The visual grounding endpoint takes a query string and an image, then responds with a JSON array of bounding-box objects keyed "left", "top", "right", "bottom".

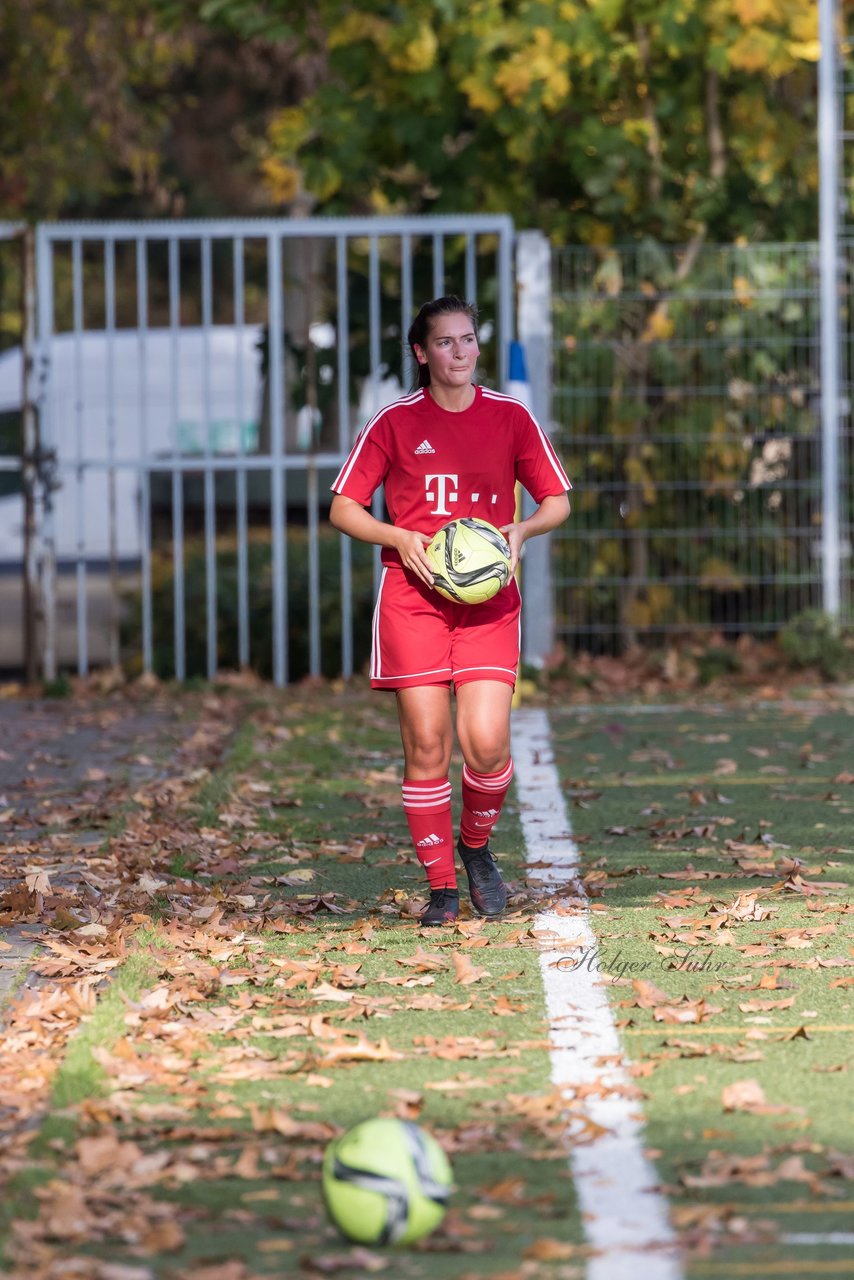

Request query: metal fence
[
  {"left": 550, "top": 240, "right": 853, "bottom": 652},
  {"left": 2, "top": 224, "right": 851, "bottom": 680},
  {"left": 0, "top": 216, "right": 515, "bottom": 683}
]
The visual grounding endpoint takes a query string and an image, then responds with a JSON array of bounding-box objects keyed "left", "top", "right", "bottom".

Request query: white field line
[
  {"left": 511, "top": 707, "right": 683, "bottom": 1280},
  {"left": 782, "top": 1233, "right": 854, "bottom": 1246},
  {"left": 550, "top": 699, "right": 854, "bottom": 717}
]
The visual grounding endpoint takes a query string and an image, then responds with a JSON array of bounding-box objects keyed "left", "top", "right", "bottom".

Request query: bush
[
  {"left": 696, "top": 645, "right": 742, "bottom": 686},
  {"left": 124, "top": 526, "right": 375, "bottom": 682},
  {"left": 778, "top": 609, "right": 854, "bottom": 681}
]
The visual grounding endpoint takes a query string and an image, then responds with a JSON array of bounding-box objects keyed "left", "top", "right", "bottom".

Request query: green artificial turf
[
  {"left": 548, "top": 698, "right": 854, "bottom": 1278},
  {"left": 1, "top": 684, "right": 588, "bottom": 1280},
  {"left": 3, "top": 684, "right": 851, "bottom": 1280}
]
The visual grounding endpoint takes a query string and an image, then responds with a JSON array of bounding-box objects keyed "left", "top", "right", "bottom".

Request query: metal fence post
[
  {"left": 516, "top": 229, "right": 557, "bottom": 669},
  {"left": 819, "top": 0, "right": 843, "bottom": 619},
  {"left": 20, "top": 227, "right": 40, "bottom": 684},
  {"left": 35, "top": 225, "right": 57, "bottom": 682}
]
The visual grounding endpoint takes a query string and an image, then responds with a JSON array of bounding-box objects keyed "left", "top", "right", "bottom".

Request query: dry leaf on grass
[
  {"left": 628, "top": 978, "right": 721, "bottom": 1024},
  {"left": 480, "top": 1175, "right": 528, "bottom": 1203},
  {"left": 413, "top": 1034, "right": 500, "bottom": 1061},
  {"left": 177, "top": 1264, "right": 253, "bottom": 1280},
  {"left": 492, "top": 994, "right": 527, "bottom": 1016},
  {"left": 395, "top": 946, "right": 446, "bottom": 972},
  {"left": 424, "top": 1075, "right": 485, "bottom": 1092},
  {"left": 523, "top": 1237, "right": 581, "bottom": 1261},
  {"left": 452, "top": 953, "right": 491, "bottom": 985},
  {"left": 319, "top": 1033, "right": 405, "bottom": 1065},
  {"left": 708, "top": 891, "right": 774, "bottom": 922},
  {"left": 737, "top": 996, "right": 796, "bottom": 1013},
  {"left": 721, "top": 1079, "right": 792, "bottom": 1115}
]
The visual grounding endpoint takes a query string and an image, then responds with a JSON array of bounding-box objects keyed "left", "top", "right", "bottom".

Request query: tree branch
[
  {"left": 705, "top": 68, "right": 727, "bottom": 181},
  {"left": 635, "top": 23, "right": 663, "bottom": 205}
]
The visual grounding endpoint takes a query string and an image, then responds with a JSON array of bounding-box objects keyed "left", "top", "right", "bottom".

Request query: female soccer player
[{"left": 330, "top": 296, "right": 571, "bottom": 925}]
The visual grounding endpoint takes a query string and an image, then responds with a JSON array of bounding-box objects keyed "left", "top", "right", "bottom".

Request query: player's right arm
[{"left": 329, "top": 494, "right": 435, "bottom": 588}]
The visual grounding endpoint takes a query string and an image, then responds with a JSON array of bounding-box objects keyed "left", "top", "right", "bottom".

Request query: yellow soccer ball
[
  {"left": 322, "top": 1118, "right": 453, "bottom": 1246},
  {"left": 425, "top": 517, "right": 512, "bottom": 604}
]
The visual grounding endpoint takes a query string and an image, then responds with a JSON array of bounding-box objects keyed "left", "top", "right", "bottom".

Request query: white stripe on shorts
[{"left": 370, "top": 568, "right": 387, "bottom": 680}]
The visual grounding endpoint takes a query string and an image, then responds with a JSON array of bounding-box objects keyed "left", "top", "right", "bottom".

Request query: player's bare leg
[
  {"left": 396, "top": 685, "right": 454, "bottom": 778},
  {"left": 455, "top": 680, "right": 513, "bottom": 773}
]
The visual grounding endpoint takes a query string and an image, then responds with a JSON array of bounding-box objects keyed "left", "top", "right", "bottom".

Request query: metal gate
[{"left": 2, "top": 216, "right": 516, "bottom": 684}]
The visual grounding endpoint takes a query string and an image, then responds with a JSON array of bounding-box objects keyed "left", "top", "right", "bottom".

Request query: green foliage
[
  {"left": 778, "top": 609, "right": 854, "bottom": 681},
  {"left": 123, "top": 526, "right": 375, "bottom": 681},
  {"left": 695, "top": 645, "right": 742, "bottom": 685},
  {"left": 0, "top": 0, "right": 197, "bottom": 219},
  {"left": 234, "top": 0, "right": 820, "bottom": 244},
  {"left": 42, "top": 673, "right": 73, "bottom": 698},
  {"left": 0, "top": 0, "right": 822, "bottom": 241}
]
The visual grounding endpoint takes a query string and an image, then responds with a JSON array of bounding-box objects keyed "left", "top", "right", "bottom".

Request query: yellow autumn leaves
[
  {"left": 327, "top": 11, "right": 438, "bottom": 74},
  {"left": 711, "top": 0, "right": 819, "bottom": 71},
  {"left": 258, "top": 0, "right": 821, "bottom": 224},
  {"left": 325, "top": 11, "right": 572, "bottom": 114},
  {"left": 463, "top": 26, "right": 572, "bottom": 113}
]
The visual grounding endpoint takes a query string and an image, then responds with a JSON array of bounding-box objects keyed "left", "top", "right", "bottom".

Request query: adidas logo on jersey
[
  {"left": 414, "top": 439, "right": 436, "bottom": 455},
  {"left": 416, "top": 833, "right": 444, "bottom": 847}
]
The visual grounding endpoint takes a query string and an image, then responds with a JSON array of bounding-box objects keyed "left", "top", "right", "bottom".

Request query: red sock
[
  {"left": 401, "top": 777, "right": 456, "bottom": 889},
  {"left": 459, "top": 759, "right": 514, "bottom": 849}
]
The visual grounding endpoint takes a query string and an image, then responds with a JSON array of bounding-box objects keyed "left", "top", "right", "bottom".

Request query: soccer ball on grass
[{"left": 322, "top": 1117, "right": 453, "bottom": 1245}]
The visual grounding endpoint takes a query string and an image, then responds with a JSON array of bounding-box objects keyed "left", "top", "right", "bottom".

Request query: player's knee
[
  {"left": 465, "top": 743, "right": 509, "bottom": 775},
  {"left": 404, "top": 733, "right": 450, "bottom": 776}
]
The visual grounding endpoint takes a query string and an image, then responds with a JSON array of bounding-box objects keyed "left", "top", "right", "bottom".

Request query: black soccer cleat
[
  {"left": 420, "top": 887, "right": 460, "bottom": 926},
  {"left": 458, "top": 839, "right": 507, "bottom": 917}
]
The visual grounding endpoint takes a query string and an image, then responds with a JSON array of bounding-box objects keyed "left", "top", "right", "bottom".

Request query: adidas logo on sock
[
  {"left": 414, "top": 439, "right": 436, "bottom": 454},
  {"left": 473, "top": 808, "right": 500, "bottom": 819},
  {"left": 416, "top": 833, "right": 444, "bottom": 847}
]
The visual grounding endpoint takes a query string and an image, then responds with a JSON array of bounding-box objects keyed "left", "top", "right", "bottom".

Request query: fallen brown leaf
[
  {"left": 721, "top": 1078, "right": 791, "bottom": 1115},
  {"left": 452, "top": 953, "right": 491, "bottom": 985}
]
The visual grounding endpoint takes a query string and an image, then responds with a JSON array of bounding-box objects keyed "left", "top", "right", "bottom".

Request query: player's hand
[
  {"left": 499, "top": 522, "right": 525, "bottom": 577},
  {"left": 394, "top": 528, "right": 435, "bottom": 588}
]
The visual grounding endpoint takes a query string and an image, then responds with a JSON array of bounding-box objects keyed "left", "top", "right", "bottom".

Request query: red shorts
[{"left": 370, "top": 567, "right": 521, "bottom": 691}]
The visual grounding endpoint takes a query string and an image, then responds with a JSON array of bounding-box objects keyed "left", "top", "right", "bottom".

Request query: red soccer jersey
[{"left": 331, "top": 385, "right": 571, "bottom": 566}]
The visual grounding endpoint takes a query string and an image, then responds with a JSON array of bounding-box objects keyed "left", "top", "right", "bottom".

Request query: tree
[
  {"left": 208, "top": 0, "right": 820, "bottom": 245},
  {"left": 0, "top": 1, "right": 323, "bottom": 222},
  {"left": 200, "top": 0, "right": 822, "bottom": 653},
  {"left": 1, "top": 0, "right": 821, "bottom": 238},
  {"left": 0, "top": 1, "right": 196, "bottom": 219}
]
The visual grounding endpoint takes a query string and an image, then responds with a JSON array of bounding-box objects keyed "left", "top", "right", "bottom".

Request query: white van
[{"left": 0, "top": 325, "right": 264, "bottom": 566}]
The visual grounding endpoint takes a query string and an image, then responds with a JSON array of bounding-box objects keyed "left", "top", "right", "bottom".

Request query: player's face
[{"left": 414, "top": 313, "right": 479, "bottom": 388}]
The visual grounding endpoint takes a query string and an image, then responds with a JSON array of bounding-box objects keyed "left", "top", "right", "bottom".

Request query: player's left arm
[{"left": 500, "top": 491, "right": 570, "bottom": 575}]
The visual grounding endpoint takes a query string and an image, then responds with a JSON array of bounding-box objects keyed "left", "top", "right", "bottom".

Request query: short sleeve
[
  {"left": 331, "top": 416, "right": 391, "bottom": 505},
  {"left": 514, "top": 407, "right": 572, "bottom": 501}
]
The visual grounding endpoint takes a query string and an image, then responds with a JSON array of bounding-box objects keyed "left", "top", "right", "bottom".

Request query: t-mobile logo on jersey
[{"left": 425, "top": 473, "right": 459, "bottom": 516}]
